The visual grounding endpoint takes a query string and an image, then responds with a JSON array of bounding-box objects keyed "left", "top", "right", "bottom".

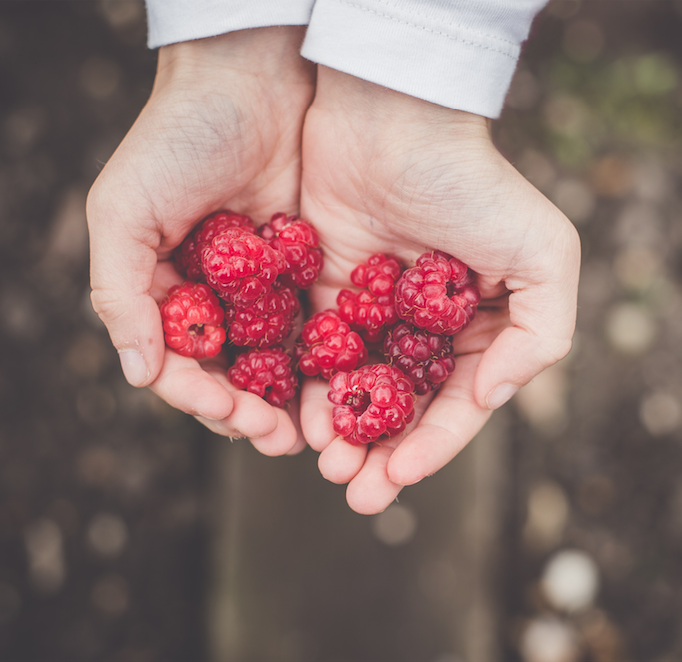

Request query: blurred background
[{"left": 1, "top": 1, "right": 682, "bottom": 660}]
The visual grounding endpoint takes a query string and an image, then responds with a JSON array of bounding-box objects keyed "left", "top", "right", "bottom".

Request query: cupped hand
[
  {"left": 86, "top": 27, "right": 315, "bottom": 452},
  {"left": 299, "top": 67, "right": 581, "bottom": 513}
]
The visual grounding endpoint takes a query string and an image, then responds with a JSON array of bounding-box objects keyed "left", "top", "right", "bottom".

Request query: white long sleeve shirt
[{"left": 145, "top": 0, "right": 548, "bottom": 118}]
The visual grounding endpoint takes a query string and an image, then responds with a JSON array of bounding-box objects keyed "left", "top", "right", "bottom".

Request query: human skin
[
  {"left": 299, "top": 67, "right": 581, "bottom": 514},
  {"left": 86, "top": 27, "right": 315, "bottom": 455}
]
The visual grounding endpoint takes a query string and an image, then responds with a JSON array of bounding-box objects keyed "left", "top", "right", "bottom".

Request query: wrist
[
  {"left": 313, "top": 66, "right": 490, "bottom": 144},
  {"left": 155, "top": 27, "right": 314, "bottom": 94}
]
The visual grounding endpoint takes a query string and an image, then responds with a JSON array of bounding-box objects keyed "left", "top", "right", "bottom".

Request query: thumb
[
  {"left": 87, "top": 192, "right": 165, "bottom": 388},
  {"left": 474, "top": 267, "right": 579, "bottom": 411}
]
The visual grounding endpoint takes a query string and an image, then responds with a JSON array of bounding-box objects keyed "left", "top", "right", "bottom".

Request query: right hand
[{"left": 86, "top": 27, "right": 315, "bottom": 454}]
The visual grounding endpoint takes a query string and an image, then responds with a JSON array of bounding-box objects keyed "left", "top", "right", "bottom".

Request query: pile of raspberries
[{"left": 160, "top": 210, "right": 480, "bottom": 446}]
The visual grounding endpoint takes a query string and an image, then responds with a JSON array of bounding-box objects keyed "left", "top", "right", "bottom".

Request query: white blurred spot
[
  {"left": 87, "top": 513, "right": 128, "bottom": 558},
  {"left": 418, "top": 560, "right": 456, "bottom": 601},
  {"left": 24, "top": 519, "right": 65, "bottom": 594},
  {"left": 633, "top": 158, "right": 672, "bottom": 203},
  {"left": 507, "top": 69, "right": 542, "bottom": 110},
  {"left": 605, "top": 303, "right": 656, "bottom": 355},
  {"left": 79, "top": 57, "right": 121, "bottom": 99},
  {"left": 514, "top": 363, "right": 568, "bottom": 435},
  {"left": 551, "top": 179, "right": 595, "bottom": 225},
  {"left": 0, "top": 582, "right": 21, "bottom": 623},
  {"left": 615, "top": 202, "right": 663, "bottom": 248},
  {"left": 43, "top": 186, "right": 88, "bottom": 267},
  {"left": 522, "top": 482, "right": 569, "bottom": 553},
  {"left": 516, "top": 149, "right": 557, "bottom": 193},
  {"left": 639, "top": 391, "right": 681, "bottom": 436},
  {"left": 542, "top": 550, "right": 599, "bottom": 612},
  {"left": 76, "top": 384, "right": 117, "bottom": 426},
  {"left": 544, "top": 95, "right": 588, "bottom": 135},
  {"left": 563, "top": 19, "right": 604, "bottom": 63},
  {"left": 372, "top": 504, "right": 417, "bottom": 546},
  {"left": 547, "top": 0, "right": 582, "bottom": 19},
  {"left": 520, "top": 618, "right": 581, "bottom": 662},
  {"left": 91, "top": 574, "right": 129, "bottom": 615},
  {"left": 100, "top": 0, "right": 144, "bottom": 28},
  {"left": 613, "top": 247, "right": 662, "bottom": 292}
]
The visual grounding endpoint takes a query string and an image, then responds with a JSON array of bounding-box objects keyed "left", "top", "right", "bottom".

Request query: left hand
[{"left": 298, "top": 68, "right": 580, "bottom": 513}]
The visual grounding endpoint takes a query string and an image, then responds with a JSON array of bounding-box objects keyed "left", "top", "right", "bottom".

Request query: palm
[{"left": 298, "top": 69, "right": 580, "bottom": 513}]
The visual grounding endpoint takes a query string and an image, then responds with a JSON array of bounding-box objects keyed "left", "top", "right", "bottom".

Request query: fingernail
[
  {"left": 486, "top": 383, "right": 519, "bottom": 410},
  {"left": 195, "top": 412, "right": 223, "bottom": 422},
  {"left": 118, "top": 349, "right": 149, "bottom": 387}
]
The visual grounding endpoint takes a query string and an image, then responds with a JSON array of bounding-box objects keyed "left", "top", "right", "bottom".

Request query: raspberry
[
  {"left": 294, "top": 309, "right": 368, "bottom": 379},
  {"left": 159, "top": 282, "right": 226, "bottom": 359},
  {"left": 328, "top": 364, "right": 415, "bottom": 445},
  {"left": 383, "top": 322, "right": 455, "bottom": 395},
  {"left": 258, "top": 212, "right": 324, "bottom": 289},
  {"left": 202, "top": 227, "right": 286, "bottom": 306},
  {"left": 394, "top": 250, "right": 480, "bottom": 335},
  {"left": 228, "top": 346, "right": 298, "bottom": 408},
  {"left": 226, "top": 281, "right": 300, "bottom": 348},
  {"left": 175, "top": 210, "right": 256, "bottom": 281},
  {"left": 337, "top": 253, "right": 403, "bottom": 343}
]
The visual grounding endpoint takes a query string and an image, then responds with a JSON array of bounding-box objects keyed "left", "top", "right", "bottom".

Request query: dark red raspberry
[
  {"left": 225, "top": 281, "right": 300, "bottom": 348},
  {"left": 258, "top": 212, "right": 323, "bottom": 289},
  {"left": 175, "top": 210, "right": 256, "bottom": 281},
  {"left": 228, "top": 346, "right": 298, "bottom": 408},
  {"left": 159, "top": 282, "right": 226, "bottom": 359},
  {"left": 336, "top": 253, "right": 403, "bottom": 343},
  {"left": 328, "top": 364, "right": 415, "bottom": 445},
  {"left": 394, "top": 250, "right": 480, "bottom": 335},
  {"left": 383, "top": 322, "right": 455, "bottom": 395},
  {"left": 201, "top": 227, "right": 286, "bottom": 306},
  {"left": 294, "top": 309, "right": 368, "bottom": 379}
]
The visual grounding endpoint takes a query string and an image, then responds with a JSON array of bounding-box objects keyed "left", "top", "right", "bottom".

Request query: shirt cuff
[
  {"left": 146, "top": 0, "right": 316, "bottom": 49},
  {"left": 301, "top": 0, "right": 548, "bottom": 118}
]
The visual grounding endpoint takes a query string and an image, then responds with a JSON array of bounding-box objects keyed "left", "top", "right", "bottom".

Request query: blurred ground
[{"left": 1, "top": 1, "right": 682, "bottom": 661}]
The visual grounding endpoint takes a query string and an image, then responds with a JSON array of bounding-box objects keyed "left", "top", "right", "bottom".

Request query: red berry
[
  {"left": 201, "top": 227, "right": 286, "bottom": 306},
  {"left": 159, "top": 282, "right": 226, "bottom": 359},
  {"left": 226, "top": 281, "right": 300, "bottom": 348},
  {"left": 258, "top": 212, "right": 323, "bottom": 289},
  {"left": 294, "top": 309, "right": 368, "bottom": 379},
  {"left": 337, "top": 253, "right": 403, "bottom": 343},
  {"left": 175, "top": 210, "right": 256, "bottom": 281},
  {"left": 327, "top": 364, "right": 415, "bottom": 445},
  {"left": 394, "top": 250, "right": 480, "bottom": 335},
  {"left": 383, "top": 322, "right": 455, "bottom": 395},
  {"left": 228, "top": 346, "right": 298, "bottom": 408}
]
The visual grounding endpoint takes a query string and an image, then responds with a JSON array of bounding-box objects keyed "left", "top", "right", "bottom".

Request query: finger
[
  {"left": 473, "top": 280, "right": 577, "bottom": 411},
  {"left": 87, "top": 191, "right": 164, "bottom": 388},
  {"left": 345, "top": 439, "right": 403, "bottom": 515},
  {"left": 299, "top": 377, "right": 336, "bottom": 451},
  {"left": 387, "top": 352, "right": 491, "bottom": 486},
  {"left": 249, "top": 407, "right": 300, "bottom": 456},
  {"left": 150, "top": 349, "right": 235, "bottom": 420},
  {"left": 285, "top": 396, "right": 307, "bottom": 456},
  {"left": 193, "top": 391, "right": 280, "bottom": 440},
  {"left": 318, "top": 436, "right": 367, "bottom": 484}
]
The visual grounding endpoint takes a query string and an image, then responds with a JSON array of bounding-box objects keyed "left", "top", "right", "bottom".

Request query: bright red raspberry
[
  {"left": 228, "top": 346, "right": 298, "bottom": 408},
  {"left": 383, "top": 322, "right": 455, "bottom": 395},
  {"left": 159, "top": 282, "right": 226, "bottom": 359},
  {"left": 294, "top": 309, "right": 368, "bottom": 379},
  {"left": 175, "top": 210, "right": 256, "bottom": 281},
  {"left": 201, "top": 227, "right": 286, "bottom": 306},
  {"left": 226, "top": 281, "right": 300, "bottom": 348},
  {"left": 258, "top": 212, "right": 323, "bottom": 289},
  {"left": 328, "top": 364, "right": 415, "bottom": 445},
  {"left": 336, "top": 253, "right": 403, "bottom": 343},
  {"left": 394, "top": 250, "right": 480, "bottom": 335}
]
